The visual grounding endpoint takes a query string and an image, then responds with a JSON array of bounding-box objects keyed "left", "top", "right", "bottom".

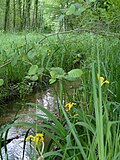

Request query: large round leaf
[
  {"left": 28, "top": 65, "right": 39, "bottom": 76},
  {"left": 66, "top": 4, "right": 76, "bottom": 15},
  {"left": 50, "top": 67, "right": 65, "bottom": 75},
  {"left": 65, "top": 69, "right": 83, "bottom": 81}
]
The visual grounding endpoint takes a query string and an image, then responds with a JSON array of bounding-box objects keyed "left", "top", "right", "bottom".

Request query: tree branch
[{"left": 38, "top": 28, "right": 120, "bottom": 44}]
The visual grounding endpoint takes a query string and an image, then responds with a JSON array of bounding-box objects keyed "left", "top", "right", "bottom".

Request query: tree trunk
[
  {"left": 18, "top": 0, "right": 22, "bottom": 30},
  {"left": 4, "top": 0, "right": 10, "bottom": 31},
  {"left": 13, "top": 0, "right": 16, "bottom": 30},
  {"left": 22, "top": 0, "right": 26, "bottom": 29},
  {"left": 35, "top": 0, "right": 38, "bottom": 31},
  {"left": 26, "top": 0, "right": 31, "bottom": 29}
]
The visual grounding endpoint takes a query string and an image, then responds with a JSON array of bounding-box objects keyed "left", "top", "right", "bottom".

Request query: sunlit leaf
[
  {"left": 68, "top": 69, "right": 83, "bottom": 77},
  {"left": 25, "top": 76, "right": 30, "bottom": 79},
  {"left": 28, "top": 65, "right": 39, "bottom": 75},
  {"left": 49, "top": 78, "right": 56, "bottom": 84},
  {"left": 27, "top": 52, "right": 37, "bottom": 60},
  {"left": 65, "top": 69, "right": 83, "bottom": 80},
  {"left": 66, "top": 4, "right": 76, "bottom": 15},
  {"left": 50, "top": 67, "right": 65, "bottom": 75},
  {"left": 30, "top": 75, "right": 38, "bottom": 81},
  {"left": 50, "top": 71, "right": 58, "bottom": 79},
  {"left": 74, "top": 7, "right": 85, "bottom": 15}
]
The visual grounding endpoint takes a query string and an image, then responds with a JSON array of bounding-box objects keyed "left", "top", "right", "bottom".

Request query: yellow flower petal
[
  {"left": 104, "top": 80, "right": 109, "bottom": 84},
  {"left": 36, "top": 133, "right": 44, "bottom": 142},
  {"left": 26, "top": 135, "right": 34, "bottom": 141},
  {"left": 100, "top": 76, "right": 104, "bottom": 82},
  {"left": 26, "top": 133, "right": 44, "bottom": 145},
  {"left": 74, "top": 114, "right": 79, "bottom": 117},
  {"left": 64, "top": 102, "right": 76, "bottom": 112},
  {"left": 97, "top": 73, "right": 109, "bottom": 87}
]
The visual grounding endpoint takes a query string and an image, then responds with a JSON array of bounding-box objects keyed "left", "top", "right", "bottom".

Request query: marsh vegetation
[{"left": 0, "top": 0, "right": 120, "bottom": 159}]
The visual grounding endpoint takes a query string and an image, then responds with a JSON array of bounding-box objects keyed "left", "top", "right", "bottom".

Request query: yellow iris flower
[
  {"left": 64, "top": 102, "right": 76, "bottom": 112},
  {"left": 97, "top": 74, "right": 109, "bottom": 87},
  {"left": 26, "top": 133, "right": 44, "bottom": 145},
  {"left": 74, "top": 114, "right": 79, "bottom": 117}
]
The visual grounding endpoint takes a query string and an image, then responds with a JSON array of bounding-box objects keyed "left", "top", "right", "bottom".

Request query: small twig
[
  {"left": 38, "top": 29, "right": 80, "bottom": 44},
  {"left": 0, "top": 61, "right": 11, "bottom": 69}
]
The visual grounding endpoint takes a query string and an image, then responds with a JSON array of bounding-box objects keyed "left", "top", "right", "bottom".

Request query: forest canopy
[{"left": 0, "top": 0, "right": 120, "bottom": 33}]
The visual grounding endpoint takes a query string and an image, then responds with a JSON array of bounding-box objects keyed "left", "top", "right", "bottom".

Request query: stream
[
  {"left": 0, "top": 87, "right": 58, "bottom": 160},
  {"left": 0, "top": 82, "right": 79, "bottom": 160}
]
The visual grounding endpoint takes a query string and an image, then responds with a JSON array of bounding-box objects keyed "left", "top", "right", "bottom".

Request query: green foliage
[
  {"left": 66, "top": 4, "right": 76, "bottom": 15},
  {"left": 28, "top": 65, "right": 39, "bottom": 76},
  {"left": 2, "top": 61, "right": 119, "bottom": 159},
  {"left": 0, "top": 32, "right": 120, "bottom": 100},
  {"left": 0, "top": 32, "right": 120, "bottom": 159},
  {"left": 0, "top": 0, "right": 120, "bottom": 32},
  {"left": 49, "top": 67, "right": 83, "bottom": 84},
  {"left": 65, "top": 69, "right": 83, "bottom": 81},
  {"left": 0, "top": 79, "right": 4, "bottom": 86}
]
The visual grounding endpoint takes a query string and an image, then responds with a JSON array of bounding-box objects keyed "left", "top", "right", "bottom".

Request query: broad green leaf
[
  {"left": 68, "top": 69, "right": 83, "bottom": 78},
  {"left": 30, "top": 75, "right": 38, "bottom": 81},
  {"left": 65, "top": 69, "right": 83, "bottom": 80},
  {"left": 28, "top": 65, "right": 38, "bottom": 75},
  {"left": 49, "top": 68, "right": 65, "bottom": 84},
  {"left": 27, "top": 51, "right": 37, "bottom": 60},
  {"left": 49, "top": 78, "right": 56, "bottom": 84},
  {"left": 49, "top": 71, "right": 58, "bottom": 84},
  {"left": 66, "top": 4, "right": 76, "bottom": 15},
  {"left": 50, "top": 71, "right": 58, "bottom": 79},
  {"left": 50, "top": 67, "right": 65, "bottom": 75},
  {"left": 74, "top": 7, "right": 85, "bottom": 15},
  {"left": 25, "top": 76, "right": 30, "bottom": 79},
  {"left": 0, "top": 79, "right": 4, "bottom": 86}
]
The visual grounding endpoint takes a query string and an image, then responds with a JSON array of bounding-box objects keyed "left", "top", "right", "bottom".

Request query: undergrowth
[{"left": 0, "top": 32, "right": 120, "bottom": 159}]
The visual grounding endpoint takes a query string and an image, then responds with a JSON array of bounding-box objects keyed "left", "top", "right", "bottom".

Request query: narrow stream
[
  {"left": 0, "top": 87, "right": 58, "bottom": 160},
  {"left": 0, "top": 82, "right": 79, "bottom": 159}
]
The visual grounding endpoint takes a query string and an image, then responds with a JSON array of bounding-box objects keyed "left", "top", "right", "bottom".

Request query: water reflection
[
  {"left": 0, "top": 81, "right": 80, "bottom": 159},
  {"left": 0, "top": 88, "right": 57, "bottom": 160}
]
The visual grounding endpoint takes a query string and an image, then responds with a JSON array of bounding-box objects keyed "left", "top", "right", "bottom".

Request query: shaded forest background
[{"left": 0, "top": 0, "right": 120, "bottom": 34}]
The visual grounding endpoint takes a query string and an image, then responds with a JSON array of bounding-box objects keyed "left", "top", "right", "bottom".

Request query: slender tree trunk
[
  {"left": 18, "top": 0, "right": 22, "bottom": 30},
  {"left": 22, "top": 0, "right": 26, "bottom": 29},
  {"left": 26, "top": 0, "right": 31, "bottom": 29},
  {"left": 4, "top": 0, "right": 10, "bottom": 31},
  {"left": 39, "top": 1, "right": 44, "bottom": 32},
  {"left": 13, "top": 0, "right": 16, "bottom": 29},
  {"left": 35, "top": 0, "right": 38, "bottom": 31}
]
